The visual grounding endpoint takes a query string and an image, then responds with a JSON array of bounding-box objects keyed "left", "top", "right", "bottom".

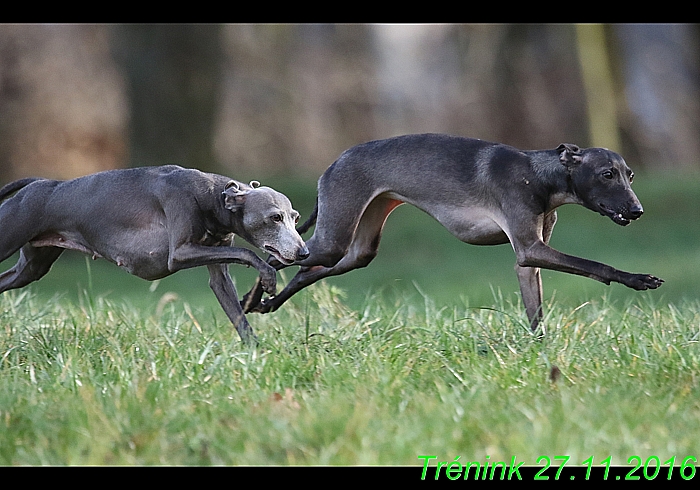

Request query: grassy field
[
  {"left": 1, "top": 286, "right": 699, "bottom": 466},
  {"left": 0, "top": 171, "right": 699, "bottom": 466}
]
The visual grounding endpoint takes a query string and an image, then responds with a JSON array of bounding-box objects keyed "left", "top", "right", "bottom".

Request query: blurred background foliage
[
  {"left": 1, "top": 24, "right": 698, "bottom": 181},
  {"left": 0, "top": 23, "right": 698, "bottom": 311}
]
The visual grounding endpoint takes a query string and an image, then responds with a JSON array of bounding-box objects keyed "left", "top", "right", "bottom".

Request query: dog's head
[
  {"left": 558, "top": 144, "right": 643, "bottom": 226},
  {"left": 223, "top": 180, "right": 309, "bottom": 264}
]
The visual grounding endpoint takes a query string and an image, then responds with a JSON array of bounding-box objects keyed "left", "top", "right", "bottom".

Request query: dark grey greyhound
[
  {"left": 243, "top": 133, "right": 663, "bottom": 331},
  {"left": 0, "top": 165, "right": 309, "bottom": 343}
]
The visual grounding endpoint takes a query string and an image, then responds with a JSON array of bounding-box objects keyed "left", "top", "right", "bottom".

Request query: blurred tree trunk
[
  {"left": 612, "top": 24, "right": 700, "bottom": 169},
  {"left": 213, "top": 24, "right": 377, "bottom": 177},
  {"left": 109, "top": 25, "right": 223, "bottom": 171},
  {"left": 440, "top": 24, "right": 588, "bottom": 150},
  {"left": 0, "top": 25, "right": 128, "bottom": 182},
  {"left": 575, "top": 24, "right": 621, "bottom": 151}
]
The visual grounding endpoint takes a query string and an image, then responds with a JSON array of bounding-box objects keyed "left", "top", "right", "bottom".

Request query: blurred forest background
[
  {"left": 0, "top": 23, "right": 698, "bottom": 311},
  {"left": 0, "top": 23, "right": 698, "bottom": 182}
]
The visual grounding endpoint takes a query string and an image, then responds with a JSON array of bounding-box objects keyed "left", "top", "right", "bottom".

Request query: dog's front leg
[
  {"left": 516, "top": 240, "right": 663, "bottom": 290},
  {"left": 241, "top": 254, "right": 288, "bottom": 313},
  {"left": 514, "top": 211, "right": 556, "bottom": 332},
  {"left": 168, "top": 243, "right": 277, "bottom": 294},
  {"left": 207, "top": 264, "right": 257, "bottom": 344},
  {"left": 515, "top": 264, "right": 543, "bottom": 331}
]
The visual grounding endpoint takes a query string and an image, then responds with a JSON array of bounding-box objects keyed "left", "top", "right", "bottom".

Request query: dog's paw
[
  {"left": 259, "top": 269, "right": 277, "bottom": 295},
  {"left": 247, "top": 297, "right": 276, "bottom": 314},
  {"left": 627, "top": 273, "right": 664, "bottom": 290}
]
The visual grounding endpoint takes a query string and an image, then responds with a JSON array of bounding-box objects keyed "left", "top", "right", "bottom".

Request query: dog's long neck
[{"left": 528, "top": 149, "right": 583, "bottom": 212}]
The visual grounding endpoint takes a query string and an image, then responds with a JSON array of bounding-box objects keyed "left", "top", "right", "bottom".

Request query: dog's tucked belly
[
  {"left": 430, "top": 206, "right": 509, "bottom": 245},
  {"left": 384, "top": 193, "right": 509, "bottom": 246},
  {"left": 30, "top": 233, "right": 102, "bottom": 258},
  {"left": 30, "top": 230, "right": 172, "bottom": 281}
]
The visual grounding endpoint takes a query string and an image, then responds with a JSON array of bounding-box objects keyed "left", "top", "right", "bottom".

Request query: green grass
[
  {"left": 0, "top": 170, "right": 699, "bottom": 465},
  {"left": 1, "top": 285, "right": 699, "bottom": 465}
]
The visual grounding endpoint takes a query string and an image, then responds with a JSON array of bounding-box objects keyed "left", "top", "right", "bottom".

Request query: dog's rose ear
[
  {"left": 223, "top": 180, "right": 248, "bottom": 210},
  {"left": 557, "top": 143, "right": 583, "bottom": 167}
]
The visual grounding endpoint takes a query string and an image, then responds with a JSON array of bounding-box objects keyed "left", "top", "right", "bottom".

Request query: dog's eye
[
  {"left": 602, "top": 170, "right": 615, "bottom": 179},
  {"left": 294, "top": 215, "right": 300, "bottom": 224},
  {"left": 270, "top": 214, "right": 283, "bottom": 223},
  {"left": 629, "top": 172, "right": 634, "bottom": 183}
]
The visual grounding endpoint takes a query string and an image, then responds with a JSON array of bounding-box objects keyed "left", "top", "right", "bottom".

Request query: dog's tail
[
  {"left": 296, "top": 199, "right": 318, "bottom": 235},
  {"left": 0, "top": 177, "right": 42, "bottom": 202}
]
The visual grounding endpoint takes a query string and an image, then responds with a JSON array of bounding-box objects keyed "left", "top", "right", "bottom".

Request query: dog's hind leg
[
  {"left": 242, "top": 178, "right": 385, "bottom": 313},
  {"left": 249, "top": 195, "right": 403, "bottom": 313},
  {"left": 515, "top": 211, "right": 557, "bottom": 332},
  {"left": 0, "top": 245, "right": 64, "bottom": 294},
  {"left": 207, "top": 264, "right": 257, "bottom": 344}
]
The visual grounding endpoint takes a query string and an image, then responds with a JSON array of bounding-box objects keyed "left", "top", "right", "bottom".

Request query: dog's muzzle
[
  {"left": 264, "top": 244, "right": 309, "bottom": 265},
  {"left": 599, "top": 202, "right": 643, "bottom": 226}
]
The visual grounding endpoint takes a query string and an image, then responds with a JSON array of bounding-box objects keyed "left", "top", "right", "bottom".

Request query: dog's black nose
[
  {"left": 296, "top": 246, "right": 310, "bottom": 261},
  {"left": 629, "top": 205, "right": 644, "bottom": 219}
]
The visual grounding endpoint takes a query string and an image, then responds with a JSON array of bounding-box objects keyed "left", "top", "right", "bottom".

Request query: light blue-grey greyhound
[{"left": 0, "top": 165, "right": 309, "bottom": 343}]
